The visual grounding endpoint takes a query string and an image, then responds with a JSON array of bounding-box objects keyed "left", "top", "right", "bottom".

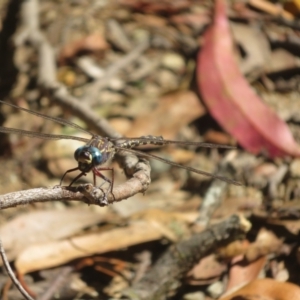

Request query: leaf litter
[{"left": 0, "top": 0, "right": 300, "bottom": 299}]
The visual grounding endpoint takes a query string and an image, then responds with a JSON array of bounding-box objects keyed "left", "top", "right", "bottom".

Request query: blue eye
[
  {"left": 89, "top": 147, "right": 102, "bottom": 165},
  {"left": 74, "top": 146, "right": 84, "bottom": 161},
  {"left": 74, "top": 146, "right": 103, "bottom": 166}
]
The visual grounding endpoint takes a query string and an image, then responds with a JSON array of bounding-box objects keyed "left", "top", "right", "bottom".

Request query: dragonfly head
[{"left": 74, "top": 146, "right": 103, "bottom": 172}]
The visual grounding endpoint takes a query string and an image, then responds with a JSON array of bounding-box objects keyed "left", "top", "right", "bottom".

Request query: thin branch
[
  {"left": 0, "top": 238, "right": 34, "bottom": 300},
  {"left": 196, "top": 155, "right": 238, "bottom": 227},
  {"left": 0, "top": 158, "right": 151, "bottom": 209},
  {"left": 82, "top": 39, "right": 150, "bottom": 102},
  {"left": 36, "top": 266, "right": 73, "bottom": 300}
]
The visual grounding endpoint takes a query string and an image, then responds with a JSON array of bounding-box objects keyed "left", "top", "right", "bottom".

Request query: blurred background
[{"left": 0, "top": 0, "right": 300, "bottom": 299}]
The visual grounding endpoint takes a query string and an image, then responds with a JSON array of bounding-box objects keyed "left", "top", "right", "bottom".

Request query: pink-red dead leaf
[
  {"left": 224, "top": 255, "right": 266, "bottom": 296},
  {"left": 197, "top": 0, "right": 300, "bottom": 157},
  {"left": 187, "top": 254, "right": 227, "bottom": 285},
  {"left": 220, "top": 278, "right": 300, "bottom": 300}
]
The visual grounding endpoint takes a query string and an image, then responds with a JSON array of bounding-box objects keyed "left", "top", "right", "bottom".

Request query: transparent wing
[
  {"left": 0, "top": 126, "right": 90, "bottom": 143},
  {"left": 114, "top": 146, "right": 241, "bottom": 186},
  {"left": 0, "top": 100, "right": 93, "bottom": 136}
]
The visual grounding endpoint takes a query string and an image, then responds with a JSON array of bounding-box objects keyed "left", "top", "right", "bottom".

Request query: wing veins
[
  {"left": 0, "top": 126, "right": 90, "bottom": 142},
  {"left": 0, "top": 100, "right": 93, "bottom": 136},
  {"left": 114, "top": 146, "right": 241, "bottom": 186}
]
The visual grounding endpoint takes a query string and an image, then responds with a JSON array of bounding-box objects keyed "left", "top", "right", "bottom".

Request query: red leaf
[{"left": 197, "top": 0, "right": 300, "bottom": 158}]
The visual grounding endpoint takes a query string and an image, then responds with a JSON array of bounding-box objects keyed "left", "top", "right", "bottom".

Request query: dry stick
[
  {"left": 36, "top": 266, "right": 73, "bottom": 300},
  {"left": 83, "top": 39, "right": 150, "bottom": 101},
  {"left": 268, "top": 164, "right": 288, "bottom": 200},
  {"left": 0, "top": 159, "right": 151, "bottom": 209},
  {"left": 196, "top": 178, "right": 228, "bottom": 227},
  {"left": 123, "top": 215, "right": 251, "bottom": 300},
  {"left": 131, "top": 251, "right": 152, "bottom": 285},
  {"left": 0, "top": 239, "right": 34, "bottom": 300},
  {"left": 196, "top": 154, "right": 238, "bottom": 227}
]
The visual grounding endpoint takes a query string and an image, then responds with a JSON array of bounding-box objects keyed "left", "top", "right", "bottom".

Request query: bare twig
[
  {"left": 196, "top": 153, "right": 238, "bottom": 227},
  {"left": 268, "top": 164, "right": 288, "bottom": 200},
  {"left": 122, "top": 215, "right": 251, "bottom": 300},
  {"left": 131, "top": 251, "right": 152, "bottom": 285},
  {"left": 196, "top": 178, "right": 228, "bottom": 227},
  {"left": 36, "top": 266, "right": 73, "bottom": 300},
  {"left": 0, "top": 158, "right": 151, "bottom": 209},
  {"left": 83, "top": 39, "right": 150, "bottom": 101},
  {"left": 0, "top": 238, "right": 34, "bottom": 300}
]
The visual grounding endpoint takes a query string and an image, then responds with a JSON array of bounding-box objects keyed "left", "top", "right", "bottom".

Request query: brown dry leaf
[
  {"left": 231, "top": 23, "right": 271, "bottom": 75},
  {"left": 248, "top": 0, "right": 294, "bottom": 20},
  {"left": 15, "top": 220, "right": 162, "bottom": 274},
  {"left": 245, "top": 228, "right": 283, "bottom": 261},
  {"left": 213, "top": 196, "right": 262, "bottom": 220},
  {"left": 125, "top": 90, "right": 205, "bottom": 139},
  {"left": 270, "top": 260, "right": 289, "bottom": 282},
  {"left": 0, "top": 208, "right": 106, "bottom": 263},
  {"left": 187, "top": 254, "right": 227, "bottom": 285},
  {"left": 57, "top": 67, "right": 77, "bottom": 86},
  {"left": 253, "top": 162, "right": 277, "bottom": 178},
  {"left": 218, "top": 240, "right": 249, "bottom": 259},
  {"left": 232, "top": 2, "right": 265, "bottom": 19},
  {"left": 220, "top": 278, "right": 300, "bottom": 300},
  {"left": 284, "top": 0, "right": 300, "bottom": 15},
  {"left": 223, "top": 255, "right": 266, "bottom": 296},
  {"left": 133, "top": 13, "right": 167, "bottom": 27},
  {"left": 132, "top": 208, "right": 198, "bottom": 241},
  {"left": 58, "top": 33, "right": 109, "bottom": 64},
  {"left": 132, "top": 208, "right": 198, "bottom": 224},
  {"left": 203, "top": 129, "right": 233, "bottom": 145},
  {"left": 119, "top": 0, "right": 191, "bottom": 14},
  {"left": 266, "top": 219, "right": 300, "bottom": 235},
  {"left": 265, "top": 49, "right": 300, "bottom": 74},
  {"left": 170, "top": 12, "right": 211, "bottom": 29}
]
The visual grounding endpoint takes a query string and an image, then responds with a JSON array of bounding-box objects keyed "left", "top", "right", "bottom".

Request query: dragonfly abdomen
[{"left": 117, "top": 135, "right": 165, "bottom": 149}]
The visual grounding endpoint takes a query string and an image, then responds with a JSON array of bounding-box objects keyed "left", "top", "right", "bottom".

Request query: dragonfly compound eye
[
  {"left": 74, "top": 146, "right": 102, "bottom": 166},
  {"left": 88, "top": 146, "right": 103, "bottom": 166}
]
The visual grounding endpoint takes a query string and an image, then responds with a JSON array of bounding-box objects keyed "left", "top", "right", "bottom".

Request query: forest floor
[{"left": 1, "top": 0, "right": 300, "bottom": 299}]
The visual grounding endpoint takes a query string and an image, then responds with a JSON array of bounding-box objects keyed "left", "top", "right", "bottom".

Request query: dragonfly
[{"left": 0, "top": 100, "right": 241, "bottom": 200}]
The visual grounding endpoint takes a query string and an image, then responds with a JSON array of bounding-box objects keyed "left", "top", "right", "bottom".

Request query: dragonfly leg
[
  {"left": 69, "top": 171, "right": 87, "bottom": 187},
  {"left": 60, "top": 167, "right": 80, "bottom": 185},
  {"left": 93, "top": 167, "right": 115, "bottom": 202}
]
